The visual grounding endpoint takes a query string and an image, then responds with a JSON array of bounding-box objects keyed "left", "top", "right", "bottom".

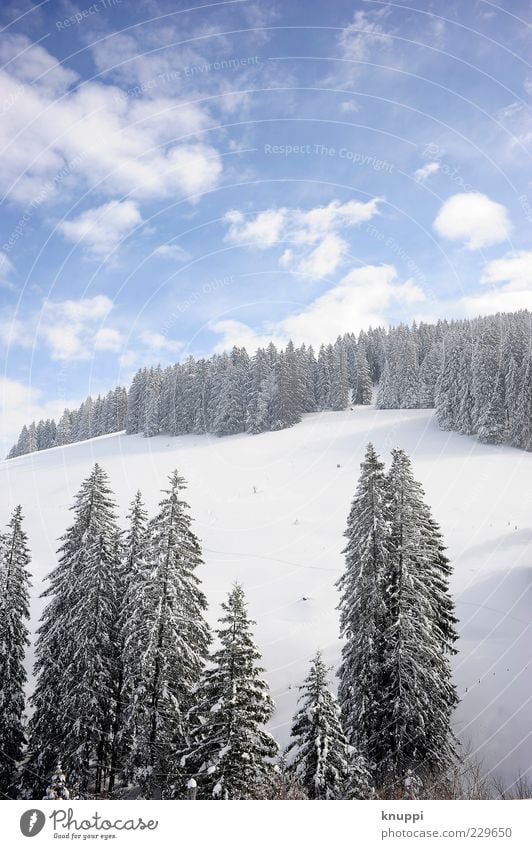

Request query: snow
[{"left": 1, "top": 406, "right": 531, "bottom": 783}]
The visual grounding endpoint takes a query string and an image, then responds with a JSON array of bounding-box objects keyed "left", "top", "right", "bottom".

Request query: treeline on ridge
[{"left": 7, "top": 309, "right": 531, "bottom": 459}]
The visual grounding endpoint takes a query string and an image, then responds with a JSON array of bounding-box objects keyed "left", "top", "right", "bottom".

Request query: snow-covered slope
[{"left": 1, "top": 407, "right": 531, "bottom": 784}]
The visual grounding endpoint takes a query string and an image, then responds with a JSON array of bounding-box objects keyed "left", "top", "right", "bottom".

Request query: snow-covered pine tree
[
  {"left": 376, "top": 358, "right": 398, "bottom": 408},
  {"left": 505, "top": 353, "right": 520, "bottom": 443},
  {"left": 106, "top": 529, "right": 126, "bottom": 795},
  {"left": 191, "top": 359, "right": 211, "bottom": 434},
  {"left": 43, "top": 762, "right": 71, "bottom": 800},
  {"left": 472, "top": 319, "right": 506, "bottom": 443},
  {"left": 345, "top": 749, "right": 374, "bottom": 800},
  {"left": 379, "top": 449, "right": 458, "bottom": 790},
  {"left": 287, "top": 651, "right": 351, "bottom": 799},
  {"left": 28, "top": 422, "right": 38, "bottom": 453},
  {"left": 329, "top": 339, "right": 350, "bottom": 410},
  {"left": 213, "top": 347, "right": 249, "bottom": 435},
  {"left": 283, "top": 339, "right": 306, "bottom": 423},
  {"left": 336, "top": 444, "right": 389, "bottom": 769},
  {"left": 125, "top": 369, "right": 148, "bottom": 434},
  {"left": 121, "top": 471, "right": 210, "bottom": 798},
  {"left": 184, "top": 584, "right": 277, "bottom": 799},
  {"left": 0, "top": 506, "right": 31, "bottom": 796},
  {"left": 396, "top": 327, "right": 420, "bottom": 408},
  {"left": 418, "top": 341, "right": 442, "bottom": 408},
  {"left": 56, "top": 410, "right": 73, "bottom": 446},
  {"left": 457, "top": 342, "right": 476, "bottom": 435},
  {"left": 354, "top": 346, "right": 373, "bottom": 405},
  {"left": 268, "top": 342, "right": 304, "bottom": 429},
  {"left": 435, "top": 334, "right": 463, "bottom": 431},
  {"left": 23, "top": 464, "right": 121, "bottom": 797},
  {"left": 143, "top": 366, "right": 163, "bottom": 438},
  {"left": 117, "top": 490, "right": 150, "bottom": 787},
  {"left": 513, "top": 351, "right": 532, "bottom": 450},
  {"left": 301, "top": 344, "right": 319, "bottom": 412},
  {"left": 246, "top": 348, "right": 271, "bottom": 433},
  {"left": 255, "top": 368, "right": 279, "bottom": 433},
  {"left": 317, "top": 345, "right": 331, "bottom": 409}
]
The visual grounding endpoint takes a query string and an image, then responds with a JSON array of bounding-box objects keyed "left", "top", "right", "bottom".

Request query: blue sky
[{"left": 0, "top": 0, "right": 530, "bottom": 450}]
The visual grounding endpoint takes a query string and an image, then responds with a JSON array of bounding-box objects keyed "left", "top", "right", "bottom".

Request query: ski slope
[{"left": 1, "top": 406, "right": 531, "bottom": 785}]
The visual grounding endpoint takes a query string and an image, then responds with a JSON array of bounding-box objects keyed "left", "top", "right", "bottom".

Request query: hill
[{"left": 1, "top": 405, "right": 530, "bottom": 785}]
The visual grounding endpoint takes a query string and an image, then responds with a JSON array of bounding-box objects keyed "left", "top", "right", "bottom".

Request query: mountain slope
[{"left": 1, "top": 406, "right": 530, "bottom": 784}]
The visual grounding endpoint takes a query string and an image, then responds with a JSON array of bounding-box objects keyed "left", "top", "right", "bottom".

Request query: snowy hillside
[{"left": 1, "top": 406, "right": 531, "bottom": 784}]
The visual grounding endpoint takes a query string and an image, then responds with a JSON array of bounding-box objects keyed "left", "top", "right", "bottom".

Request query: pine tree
[
  {"left": 435, "top": 335, "right": 463, "bottom": 430},
  {"left": 379, "top": 449, "right": 458, "bottom": 788},
  {"left": 23, "top": 464, "right": 121, "bottom": 797},
  {"left": 287, "top": 651, "right": 351, "bottom": 799},
  {"left": 184, "top": 584, "right": 277, "bottom": 799},
  {"left": 377, "top": 359, "right": 398, "bottom": 408},
  {"left": 336, "top": 444, "right": 389, "bottom": 765},
  {"left": 345, "top": 749, "right": 374, "bottom": 799},
  {"left": 117, "top": 491, "right": 149, "bottom": 786},
  {"left": 0, "top": 506, "right": 31, "bottom": 796},
  {"left": 246, "top": 348, "right": 271, "bottom": 433},
  {"left": 125, "top": 369, "right": 147, "bottom": 434},
  {"left": 317, "top": 345, "right": 331, "bottom": 409},
  {"left": 43, "top": 762, "right": 71, "bottom": 800},
  {"left": 457, "top": 343, "right": 476, "bottom": 435},
  {"left": 213, "top": 348, "right": 249, "bottom": 435},
  {"left": 396, "top": 328, "right": 420, "bottom": 408},
  {"left": 301, "top": 344, "right": 319, "bottom": 412},
  {"left": 144, "top": 367, "right": 163, "bottom": 438},
  {"left": 329, "top": 339, "right": 350, "bottom": 410},
  {"left": 28, "top": 422, "right": 38, "bottom": 453},
  {"left": 505, "top": 354, "right": 520, "bottom": 443},
  {"left": 56, "top": 410, "right": 73, "bottom": 446},
  {"left": 121, "top": 471, "right": 210, "bottom": 798},
  {"left": 513, "top": 352, "right": 532, "bottom": 450},
  {"left": 418, "top": 342, "right": 442, "bottom": 408},
  {"left": 254, "top": 369, "right": 279, "bottom": 433},
  {"left": 354, "top": 347, "right": 373, "bottom": 405},
  {"left": 472, "top": 319, "right": 506, "bottom": 443}
]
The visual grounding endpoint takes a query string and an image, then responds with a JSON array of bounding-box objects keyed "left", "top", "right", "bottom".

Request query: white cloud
[
  {"left": 58, "top": 200, "right": 143, "bottom": 259},
  {"left": 94, "top": 327, "right": 125, "bottom": 352},
  {"left": 0, "top": 251, "right": 15, "bottom": 287},
  {"left": 210, "top": 264, "right": 425, "bottom": 351},
  {"left": 153, "top": 244, "right": 192, "bottom": 262},
  {"left": 209, "top": 320, "right": 284, "bottom": 354},
  {"left": 224, "top": 198, "right": 381, "bottom": 279},
  {"left": 0, "top": 377, "right": 80, "bottom": 455},
  {"left": 297, "top": 234, "right": 347, "bottom": 279},
  {"left": 281, "top": 265, "right": 424, "bottom": 346},
  {"left": 224, "top": 209, "right": 286, "bottom": 248},
  {"left": 433, "top": 192, "right": 511, "bottom": 250},
  {"left": 1, "top": 295, "right": 119, "bottom": 361},
  {"left": 55, "top": 295, "right": 113, "bottom": 323},
  {"left": 339, "top": 100, "right": 361, "bottom": 113},
  {"left": 138, "top": 331, "right": 184, "bottom": 354},
  {"left": 40, "top": 296, "right": 115, "bottom": 360},
  {"left": 119, "top": 330, "right": 185, "bottom": 368},
  {"left": 458, "top": 250, "right": 532, "bottom": 316},
  {"left": 339, "top": 10, "right": 393, "bottom": 62},
  {"left": 0, "top": 36, "right": 222, "bottom": 206},
  {"left": 414, "top": 162, "right": 440, "bottom": 182},
  {"left": 461, "top": 289, "right": 532, "bottom": 316},
  {"left": 495, "top": 101, "right": 532, "bottom": 152},
  {"left": 0, "top": 33, "right": 78, "bottom": 97},
  {"left": 480, "top": 250, "right": 532, "bottom": 290}
]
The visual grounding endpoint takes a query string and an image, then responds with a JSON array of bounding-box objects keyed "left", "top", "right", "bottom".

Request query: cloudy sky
[{"left": 0, "top": 0, "right": 530, "bottom": 450}]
